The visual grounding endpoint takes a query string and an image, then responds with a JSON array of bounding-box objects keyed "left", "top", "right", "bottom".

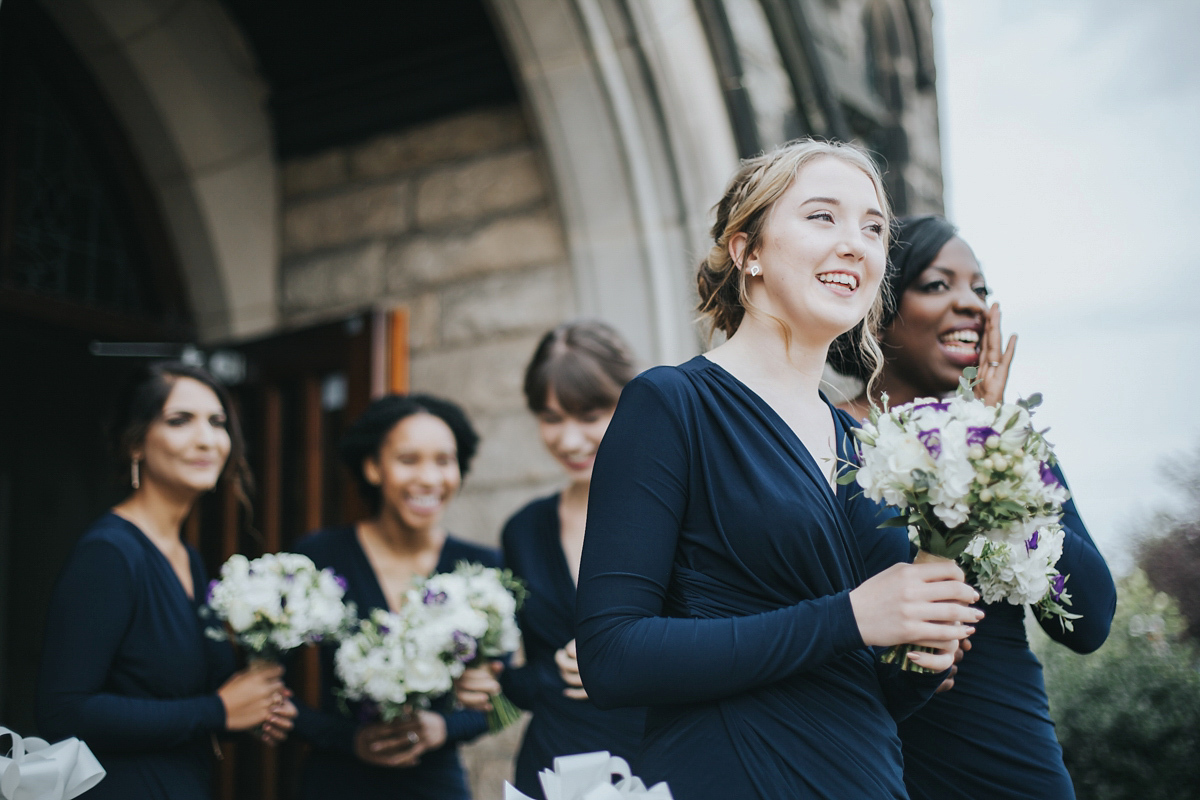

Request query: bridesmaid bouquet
[
  {"left": 840, "top": 369, "right": 1078, "bottom": 670},
  {"left": 203, "top": 552, "right": 355, "bottom": 661},
  {"left": 335, "top": 562, "right": 525, "bottom": 729}
]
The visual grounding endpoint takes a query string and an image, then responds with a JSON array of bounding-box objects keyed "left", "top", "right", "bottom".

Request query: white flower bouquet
[
  {"left": 840, "top": 369, "right": 1078, "bottom": 671},
  {"left": 203, "top": 552, "right": 355, "bottom": 661},
  {"left": 334, "top": 561, "right": 526, "bottom": 728}
]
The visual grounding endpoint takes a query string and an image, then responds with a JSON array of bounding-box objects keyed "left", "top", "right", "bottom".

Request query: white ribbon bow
[
  {"left": 505, "top": 751, "right": 673, "bottom": 800},
  {"left": 0, "top": 727, "right": 105, "bottom": 800}
]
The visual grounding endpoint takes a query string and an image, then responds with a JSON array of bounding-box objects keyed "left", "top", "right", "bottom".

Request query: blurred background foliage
[{"left": 1031, "top": 443, "right": 1200, "bottom": 799}]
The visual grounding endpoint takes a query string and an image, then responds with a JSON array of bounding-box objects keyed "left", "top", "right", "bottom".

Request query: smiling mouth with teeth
[
  {"left": 406, "top": 494, "right": 443, "bottom": 510},
  {"left": 938, "top": 329, "right": 980, "bottom": 353},
  {"left": 817, "top": 272, "right": 859, "bottom": 291}
]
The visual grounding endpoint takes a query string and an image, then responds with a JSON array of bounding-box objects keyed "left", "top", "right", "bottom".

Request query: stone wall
[{"left": 280, "top": 104, "right": 574, "bottom": 559}]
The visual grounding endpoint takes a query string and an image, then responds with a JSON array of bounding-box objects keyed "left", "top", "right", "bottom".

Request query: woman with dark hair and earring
[
  {"left": 288, "top": 393, "right": 499, "bottom": 800},
  {"left": 830, "top": 214, "right": 1117, "bottom": 800},
  {"left": 573, "top": 141, "right": 982, "bottom": 799},
  {"left": 37, "top": 362, "right": 296, "bottom": 800},
  {"left": 455, "top": 320, "right": 646, "bottom": 799}
]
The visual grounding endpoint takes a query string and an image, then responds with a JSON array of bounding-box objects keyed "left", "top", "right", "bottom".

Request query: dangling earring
[
  {"left": 748, "top": 263, "right": 761, "bottom": 277},
  {"left": 131, "top": 458, "right": 141, "bottom": 490}
]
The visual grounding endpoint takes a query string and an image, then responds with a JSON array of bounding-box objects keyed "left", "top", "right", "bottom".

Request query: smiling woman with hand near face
[
  {"left": 287, "top": 393, "right": 499, "bottom": 800},
  {"left": 37, "top": 363, "right": 295, "bottom": 800},
  {"left": 573, "top": 141, "right": 982, "bottom": 800},
  {"left": 830, "top": 215, "right": 1117, "bottom": 800}
]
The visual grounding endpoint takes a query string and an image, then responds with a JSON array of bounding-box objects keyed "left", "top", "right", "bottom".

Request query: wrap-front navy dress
[
  {"left": 576, "top": 358, "right": 946, "bottom": 800},
  {"left": 37, "top": 512, "right": 235, "bottom": 800},
  {"left": 291, "top": 526, "right": 498, "bottom": 800},
  {"left": 501, "top": 495, "right": 645, "bottom": 798},
  {"left": 899, "top": 464, "right": 1116, "bottom": 799}
]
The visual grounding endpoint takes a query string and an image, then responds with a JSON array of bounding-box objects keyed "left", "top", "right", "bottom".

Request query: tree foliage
[{"left": 1136, "top": 444, "right": 1200, "bottom": 642}]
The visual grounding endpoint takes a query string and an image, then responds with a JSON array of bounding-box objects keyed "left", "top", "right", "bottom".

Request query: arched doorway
[{"left": 0, "top": 0, "right": 196, "bottom": 732}]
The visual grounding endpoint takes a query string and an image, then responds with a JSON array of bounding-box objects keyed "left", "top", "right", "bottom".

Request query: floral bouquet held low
[
  {"left": 203, "top": 552, "right": 356, "bottom": 662},
  {"left": 840, "top": 368, "right": 1078, "bottom": 672},
  {"left": 335, "top": 562, "right": 526, "bottom": 731}
]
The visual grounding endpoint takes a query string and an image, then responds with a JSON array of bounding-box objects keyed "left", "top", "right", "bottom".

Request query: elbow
[
  {"left": 1067, "top": 618, "right": 1113, "bottom": 655},
  {"left": 576, "top": 639, "right": 639, "bottom": 711}
]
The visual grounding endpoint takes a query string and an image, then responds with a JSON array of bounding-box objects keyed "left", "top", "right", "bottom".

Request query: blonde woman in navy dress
[{"left": 573, "top": 140, "right": 984, "bottom": 799}]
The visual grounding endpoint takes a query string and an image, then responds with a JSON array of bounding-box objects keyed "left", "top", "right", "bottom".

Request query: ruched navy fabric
[
  {"left": 501, "top": 494, "right": 646, "bottom": 799},
  {"left": 290, "top": 526, "right": 499, "bottom": 800},
  {"left": 576, "top": 357, "right": 945, "bottom": 800},
  {"left": 899, "top": 463, "right": 1116, "bottom": 799},
  {"left": 37, "top": 512, "right": 234, "bottom": 800}
]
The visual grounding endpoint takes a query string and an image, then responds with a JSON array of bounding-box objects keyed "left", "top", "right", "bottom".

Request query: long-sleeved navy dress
[
  {"left": 576, "top": 357, "right": 946, "bottom": 800},
  {"left": 899, "top": 464, "right": 1116, "bottom": 799},
  {"left": 37, "top": 512, "right": 235, "bottom": 800},
  {"left": 500, "top": 494, "right": 646, "bottom": 798},
  {"left": 290, "top": 525, "right": 499, "bottom": 800}
]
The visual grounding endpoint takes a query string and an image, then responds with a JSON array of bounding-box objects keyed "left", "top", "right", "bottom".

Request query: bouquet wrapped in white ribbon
[
  {"left": 334, "top": 561, "right": 525, "bottom": 728},
  {"left": 505, "top": 751, "right": 673, "bottom": 800},
  {"left": 203, "top": 552, "right": 355, "bottom": 660},
  {"left": 841, "top": 369, "right": 1078, "bottom": 670}
]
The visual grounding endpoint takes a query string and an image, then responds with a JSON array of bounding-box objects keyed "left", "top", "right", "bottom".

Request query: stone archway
[
  {"left": 38, "top": 0, "right": 278, "bottom": 342},
  {"left": 487, "top": 0, "right": 740, "bottom": 365}
]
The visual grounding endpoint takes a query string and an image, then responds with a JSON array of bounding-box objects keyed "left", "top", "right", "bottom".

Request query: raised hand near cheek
[
  {"left": 556, "top": 639, "right": 588, "bottom": 701},
  {"left": 975, "top": 303, "right": 1017, "bottom": 406}
]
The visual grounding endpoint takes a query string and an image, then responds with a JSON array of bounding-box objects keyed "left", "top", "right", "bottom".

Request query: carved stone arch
[
  {"left": 37, "top": 0, "right": 278, "bottom": 342},
  {"left": 485, "top": 0, "right": 739, "bottom": 365}
]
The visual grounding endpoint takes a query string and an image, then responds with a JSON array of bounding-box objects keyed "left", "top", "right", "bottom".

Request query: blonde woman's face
[{"left": 741, "top": 156, "right": 887, "bottom": 345}]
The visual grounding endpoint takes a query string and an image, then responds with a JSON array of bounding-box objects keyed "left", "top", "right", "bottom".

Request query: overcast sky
[{"left": 934, "top": 0, "right": 1200, "bottom": 572}]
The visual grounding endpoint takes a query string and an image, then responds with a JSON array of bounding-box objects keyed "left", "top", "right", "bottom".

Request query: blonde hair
[{"left": 696, "top": 138, "right": 892, "bottom": 393}]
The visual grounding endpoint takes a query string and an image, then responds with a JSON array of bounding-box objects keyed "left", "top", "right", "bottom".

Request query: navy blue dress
[
  {"left": 899, "top": 464, "right": 1116, "bottom": 799},
  {"left": 501, "top": 494, "right": 646, "bottom": 798},
  {"left": 37, "top": 512, "right": 234, "bottom": 800},
  {"left": 290, "top": 526, "right": 499, "bottom": 800},
  {"left": 576, "top": 358, "right": 946, "bottom": 800}
]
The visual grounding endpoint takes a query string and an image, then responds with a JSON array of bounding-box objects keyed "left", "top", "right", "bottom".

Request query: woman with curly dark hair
[{"left": 288, "top": 393, "right": 500, "bottom": 800}]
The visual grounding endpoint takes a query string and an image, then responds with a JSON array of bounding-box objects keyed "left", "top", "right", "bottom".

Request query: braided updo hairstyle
[{"left": 696, "top": 138, "right": 893, "bottom": 390}]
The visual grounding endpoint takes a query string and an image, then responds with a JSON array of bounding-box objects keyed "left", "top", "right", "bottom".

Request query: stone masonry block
[
  {"left": 283, "top": 182, "right": 411, "bottom": 256},
  {"left": 281, "top": 242, "right": 385, "bottom": 312},
  {"left": 440, "top": 265, "right": 573, "bottom": 346},
  {"left": 467, "top": 410, "right": 562, "bottom": 489},
  {"left": 385, "top": 210, "right": 567, "bottom": 288},
  {"left": 281, "top": 150, "right": 348, "bottom": 197},
  {"left": 415, "top": 149, "right": 547, "bottom": 228},
  {"left": 409, "top": 334, "right": 542, "bottom": 415},
  {"left": 350, "top": 106, "right": 530, "bottom": 178}
]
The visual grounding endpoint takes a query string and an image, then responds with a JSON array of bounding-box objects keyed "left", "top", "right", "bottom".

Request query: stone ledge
[
  {"left": 415, "top": 149, "right": 548, "bottom": 228},
  {"left": 283, "top": 182, "right": 412, "bottom": 256},
  {"left": 350, "top": 105, "right": 530, "bottom": 179},
  {"left": 385, "top": 210, "right": 567, "bottom": 288}
]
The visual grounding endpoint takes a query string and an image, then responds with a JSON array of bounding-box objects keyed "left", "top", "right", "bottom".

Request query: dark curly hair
[{"left": 339, "top": 393, "right": 480, "bottom": 514}]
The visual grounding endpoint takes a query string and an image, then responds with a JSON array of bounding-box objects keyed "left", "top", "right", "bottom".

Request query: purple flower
[
  {"left": 918, "top": 428, "right": 943, "bottom": 458},
  {"left": 1039, "top": 462, "right": 1061, "bottom": 487},
  {"left": 423, "top": 588, "right": 448, "bottom": 606},
  {"left": 1025, "top": 530, "right": 1040, "bottom": 553},
  {"left": 284, "top": 573, "right": 295, "bottom": 583},
  {"left": 206, "top": 579, "right": 219, "bottom": 603},
  {"left": 334, "top": 575, "right": 348, "bottom": 591},
  {"left": 912, "top": 401, "right": 950, "bottom": 412},
  {"left": 1050, "top": 574, "right": 1067, "bottom": 602},
  {"left": 967, "top": 426, "right": 999, "bottom": 447},
  {"left": 451, "top": 631, "right": 478, "bottom": 663},
  {"left": 378, "top": 624, "right": 391, "bottom": 635}
]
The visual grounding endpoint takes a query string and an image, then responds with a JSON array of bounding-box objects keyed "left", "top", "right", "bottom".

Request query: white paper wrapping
[
  {"left": 0, "top": 727, "right": 105, "bottom": 800},
  {"left": 504, "top": 751, "right": 673, "bottom": 800}
]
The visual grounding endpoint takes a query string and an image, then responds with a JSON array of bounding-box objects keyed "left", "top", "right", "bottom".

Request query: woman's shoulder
[
  {"left": 292, "top": 524, "right": 357, "bottom": 564},
  {"left": 502, "top": 493, "right": 559, "bottom": 542},
  {"left": 443, "top": 535, "right": 502, "bottom": 569},
  {"left": 64, "top": 513, "right": 148, "bottom": 580}
]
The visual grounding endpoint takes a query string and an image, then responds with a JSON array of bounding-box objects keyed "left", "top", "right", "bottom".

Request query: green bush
[{"left": 1033, "top": 571, "right": 1200, "bottom": 799}]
